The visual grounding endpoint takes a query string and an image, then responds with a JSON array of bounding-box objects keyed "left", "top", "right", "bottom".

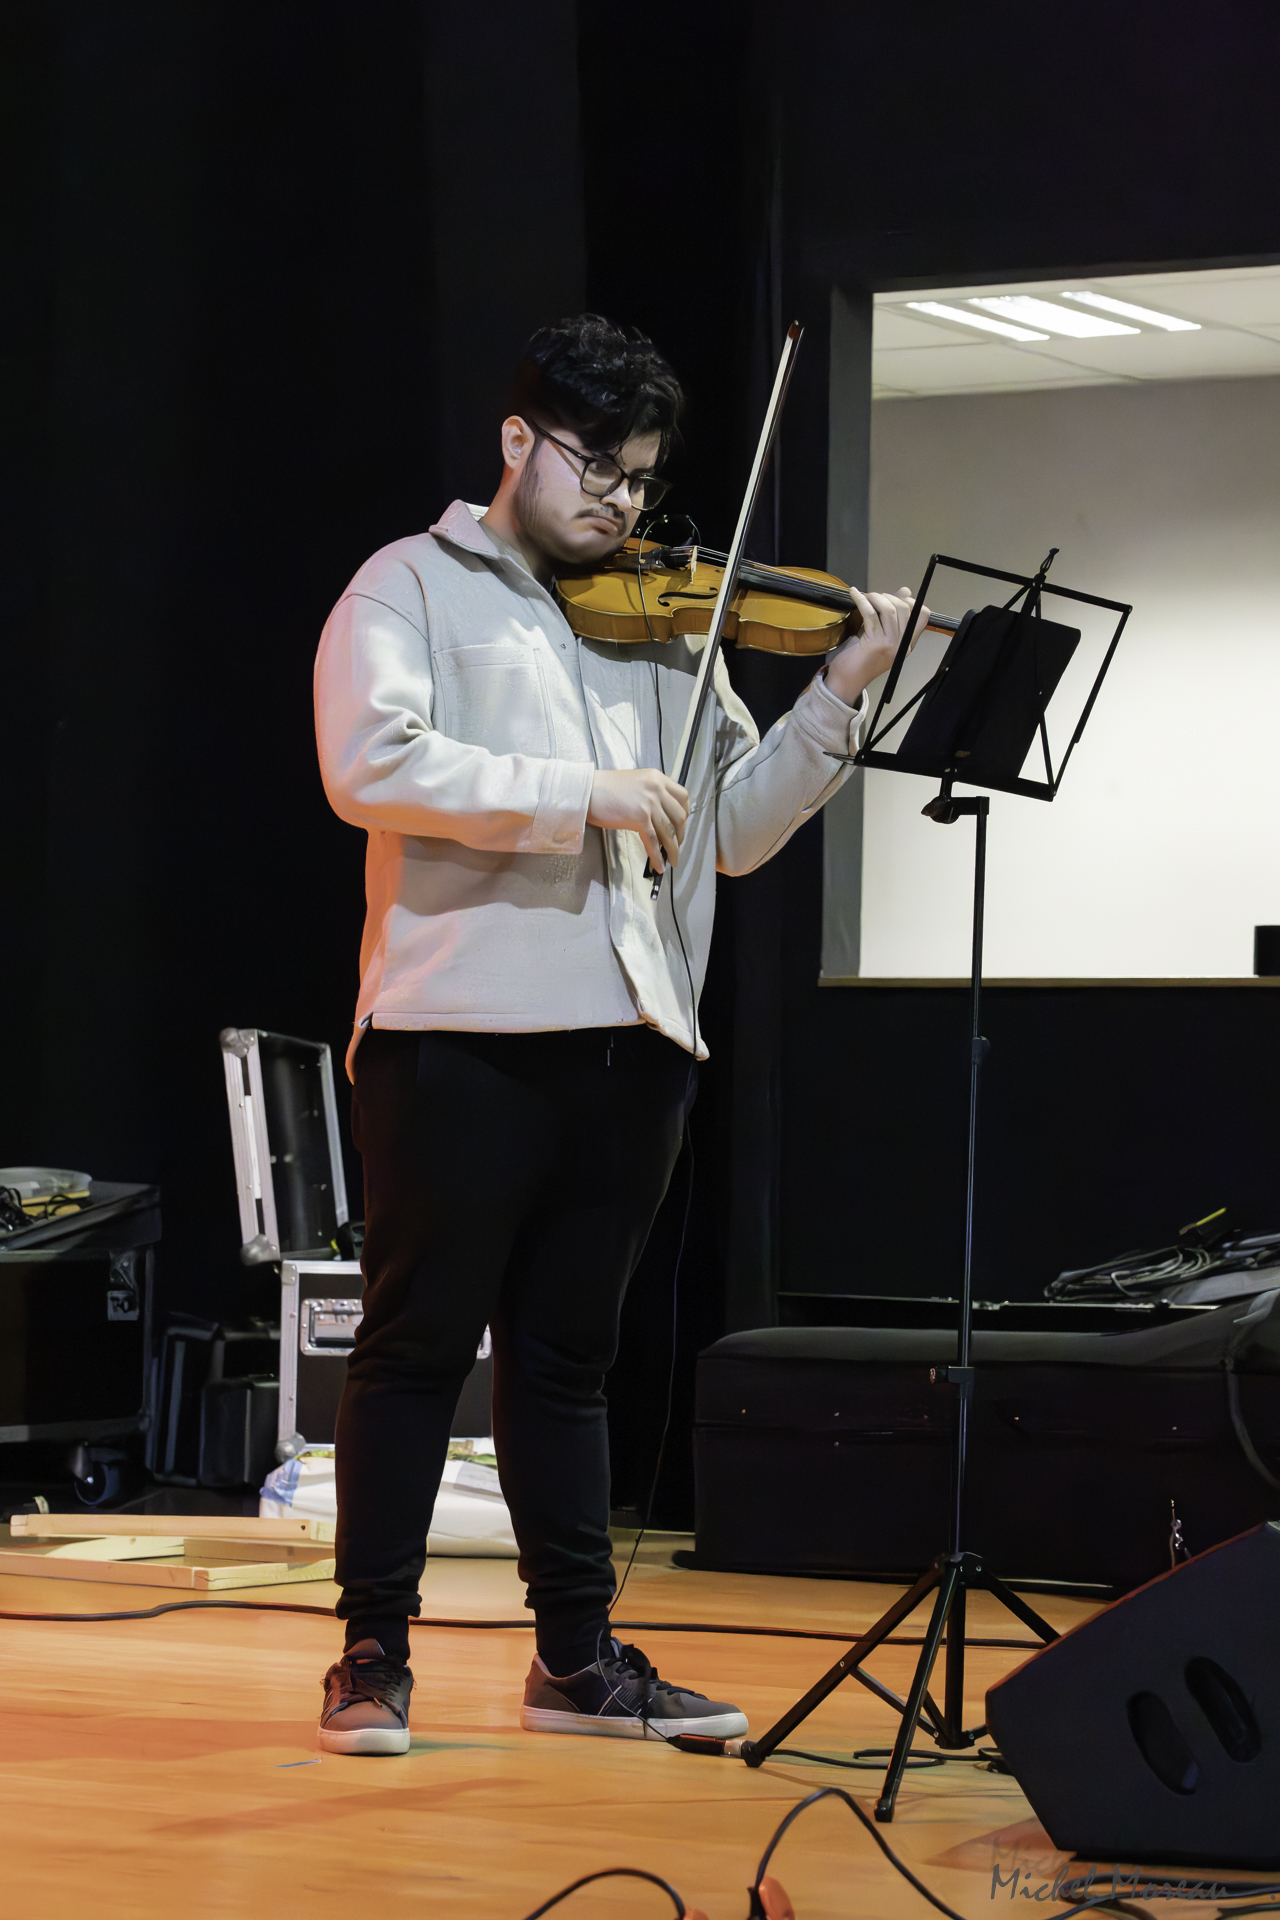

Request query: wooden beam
[
  {"left": 0, "top": 1540, "right": 336, "bottom": 1591},
  {"left": 9, "top": 1513, "right": 334, "bottom": 1544}
]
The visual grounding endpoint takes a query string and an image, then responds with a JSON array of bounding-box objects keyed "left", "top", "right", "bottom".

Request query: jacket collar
[
  {"left": 429, "top": 499, "right": 526, "bottom": 568},
  {"left": 429, "top": 498, "right": 563, "bottom": 607}
]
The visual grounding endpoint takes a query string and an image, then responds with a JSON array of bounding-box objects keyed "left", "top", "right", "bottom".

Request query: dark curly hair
[{"left": 507, "top": 314, "right": 683, "bottom": 459}]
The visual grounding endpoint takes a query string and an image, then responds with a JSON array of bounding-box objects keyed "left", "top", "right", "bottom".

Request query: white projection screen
[{"left": 844, "top": 373, "right": 1280, "bottom": 980}]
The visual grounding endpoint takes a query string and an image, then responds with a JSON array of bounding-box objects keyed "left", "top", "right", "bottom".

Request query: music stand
[{"left": 675, "top": 548, "right": 1130, "bottom": 1822}]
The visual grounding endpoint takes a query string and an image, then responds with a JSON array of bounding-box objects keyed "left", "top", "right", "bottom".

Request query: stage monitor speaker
[{"left": 986, "top": 1523, "right": 1280, "bottom": 1869}]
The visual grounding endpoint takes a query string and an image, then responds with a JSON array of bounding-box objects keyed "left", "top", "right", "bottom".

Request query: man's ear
[{"left": 499, "top": 414, "right": 535, "bottom": 474}]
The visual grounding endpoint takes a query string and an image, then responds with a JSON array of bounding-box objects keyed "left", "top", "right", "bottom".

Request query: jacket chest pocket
[{"left": 434, "top": 643, "right": 553, "bottom": 758}]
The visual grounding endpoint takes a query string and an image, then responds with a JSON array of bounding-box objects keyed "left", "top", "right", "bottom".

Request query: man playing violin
[{"left": 312, "top": 313, "right": 924, "bottom": 1754}]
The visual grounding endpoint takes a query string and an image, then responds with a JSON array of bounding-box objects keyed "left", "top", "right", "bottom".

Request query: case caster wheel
[{"left": 67, "top": 1443, "right": 127, "bottom": 1508}]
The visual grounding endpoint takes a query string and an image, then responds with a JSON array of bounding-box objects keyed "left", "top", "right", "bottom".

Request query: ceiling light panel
[
  {"left": 1061, "top": 291, "right": 1200, "bottom": 331},
  {"left": 906, "top": 301, "right": 1049, "bottom": 342},
  {"left": 871, "top": 344, "right": 1107, "bottom": 395},
  {"left": 1110, "top": 275, "right": 1280, "bottom": 327},
  {"left": 969, "top": 295, "right": 1139, "bottom": 337}
]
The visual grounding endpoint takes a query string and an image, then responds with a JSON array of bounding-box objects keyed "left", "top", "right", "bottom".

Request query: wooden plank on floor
[
  {"left": 0, "top": 1543, "right": 336, "bottom": 1590},
  {"left": 9, "top": 1513, "right": 335, "bottom": 1543}
]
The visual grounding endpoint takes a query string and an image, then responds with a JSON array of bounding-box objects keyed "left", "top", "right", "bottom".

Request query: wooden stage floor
[{"left": 0, "top": 1531, "right": 1197, "bottom": 1919}]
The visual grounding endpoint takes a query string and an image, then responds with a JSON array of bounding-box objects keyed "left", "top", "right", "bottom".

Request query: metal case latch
[{"left": 300, "top": 1297, "right": 364, "bottom": 1357}]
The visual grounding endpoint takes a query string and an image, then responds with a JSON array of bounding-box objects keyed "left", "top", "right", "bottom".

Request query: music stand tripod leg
[
  {"left": 874, "top": 1558, "right": 960, "bottom": 1822},
  {"left": 942, "top": 1574, "right": 968, "bottom": 1744},
  {"left": 978, "top": 1569, "right": 1059, "bottom": 1645},
  {"left": 734, "top": 1559, "right": 944, "bottom": 1767}
]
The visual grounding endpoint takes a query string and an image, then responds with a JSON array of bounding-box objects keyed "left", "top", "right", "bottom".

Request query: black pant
[{"left": 336, "top": 1024, "right": 693, "bottom": 1668}]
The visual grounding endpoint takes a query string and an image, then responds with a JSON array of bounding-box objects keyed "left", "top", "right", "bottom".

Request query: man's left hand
[{"left": 823, "top": 585, "right": 930, "bottom": 708}]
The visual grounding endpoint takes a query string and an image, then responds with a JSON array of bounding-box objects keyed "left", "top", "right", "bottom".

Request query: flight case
[
  {"left": 219, "top": 1027, "right": 349, "bottom": 1265},
  {"left": 219, "top": 1029, "right": 492, "bottom": 1461},
  {"left": 279, "top": 1259, "right": 364, "bottom": 1455},
  {"left": 279, "top": 1259, "right": 494, "bottom": 1458}
]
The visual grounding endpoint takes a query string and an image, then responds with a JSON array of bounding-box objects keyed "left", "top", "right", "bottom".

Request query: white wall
[{"left": 858, "top": 374, "right": 1280, "bottom": 977}]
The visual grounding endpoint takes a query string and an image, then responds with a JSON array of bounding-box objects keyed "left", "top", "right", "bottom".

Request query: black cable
[
  {"left": 636, "top": 513, "right": 660, "bottom": 649},
  {"left": 0, "top": 1599, "right": 1041, "bottom": 1649},
  {"left": 752, "top": 1789, "right": 1280, "bottom": 1920},
  {"left": 519, "top": 1866, "right": 686, "bottom": 1920},
  {"left": 615, "top": 1623, "right": 1039, "bottom": 1649},
  {"left": 1050, "top": 1886, "right": 1280, "bottom": 1918},
  {"left": 607, "top": 581, "right": 704, "bottom": 1624},
  {"left": 516, "top": 1787, "right": 984, "bottom": 1920},
  {"left": 1044, "top": 1226, "right": 1280, "bottom": 1304},
  {"left": 773, "top": 1744, "right": 1004, "bottom": 1772},
  {"left": 777, "top": 1745, "right": 942, "bottom": 1771},
  {"left": 746, "top": 1787, "right": 1280, "bottom": 1920},
  {"left": 747, "top": 1785, "right": 972, "bottom": 1920},
  {"left": 613, "top": 1622, "right": 1039, "bottom": 1650},
  {"left": 0, "top": 1186, "right": 31, "bottom": 1234},
  {"left": 0, "top": 1598, "right": 342, "bottom": 1623},
  {"left": 1053, "top": 1871, "right": 1280, "bottom": 1912},
  {"left": 608, "top": 1109, "right": 695, "bottom": 1623},
  {"left": 586, "top": 508, "right": 701, "bottom": 1640}
]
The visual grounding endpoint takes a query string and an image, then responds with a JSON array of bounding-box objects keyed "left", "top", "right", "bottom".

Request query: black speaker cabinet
[{"left": 986, "top": 1523, "right": 1280, "bottom": 1868}]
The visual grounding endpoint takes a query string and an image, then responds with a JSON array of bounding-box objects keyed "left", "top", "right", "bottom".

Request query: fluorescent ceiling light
[
  {"left": 1061, "top": 291, "right": 1200, "bottom": 332},
  {"left": 906, "top": 301, "right": 1049, "bottom": 342},
  {"left": 968, "top": 296, "right": 1139, "bottom": 337}
]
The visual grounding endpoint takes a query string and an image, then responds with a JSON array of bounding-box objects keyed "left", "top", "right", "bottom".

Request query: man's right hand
[{"left": 587, "top": 768, "right": 690, "bottom": 873}]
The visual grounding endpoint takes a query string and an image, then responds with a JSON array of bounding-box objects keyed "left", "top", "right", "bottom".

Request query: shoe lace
[
  {"left": 598, "top": 1641, "right": 702, "bottom": 1739},
  {"left": 613, "top": 1642, "right": 656, "bottom": 1691},
  {"left": 336, "top": 1655, "right": 403, "bottom": 1712},
  {"left": 614, "top": 1643, "right": 693, "bottom": 1698},
  {"left": 594, "top": 1637, "right": 658, "bottom": 1728}
]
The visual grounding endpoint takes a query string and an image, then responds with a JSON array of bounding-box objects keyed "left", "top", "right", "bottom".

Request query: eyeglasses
[{"left": 530, "top": 423, "right": 671, "bottom": 511}]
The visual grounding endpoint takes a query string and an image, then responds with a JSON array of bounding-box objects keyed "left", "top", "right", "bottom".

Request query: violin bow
[{"left": 648, "top": 319, "right": 805, "bottom": 899}]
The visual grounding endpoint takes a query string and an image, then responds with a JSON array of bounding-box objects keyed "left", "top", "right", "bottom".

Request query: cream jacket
[{"left": 314, "top": 501, "right": 865, "bottom": 1075}]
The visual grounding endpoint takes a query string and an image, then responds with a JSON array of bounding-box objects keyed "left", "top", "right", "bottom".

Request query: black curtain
[{"left": 6, "top": 0, "right": 1280, "bottom": 1522}]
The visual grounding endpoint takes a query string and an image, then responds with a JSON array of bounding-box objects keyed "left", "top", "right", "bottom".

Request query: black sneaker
[
  {"left": 521, "top": 1638, "right": 748, "bottom": 1741},
  {"left": 318, "top": 1639, "right": 414, "bottom": 1755}
]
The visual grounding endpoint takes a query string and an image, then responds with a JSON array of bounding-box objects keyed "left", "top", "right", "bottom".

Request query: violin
[{"left": 557, "top": 538, "right": 959, "bottom": 656}]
